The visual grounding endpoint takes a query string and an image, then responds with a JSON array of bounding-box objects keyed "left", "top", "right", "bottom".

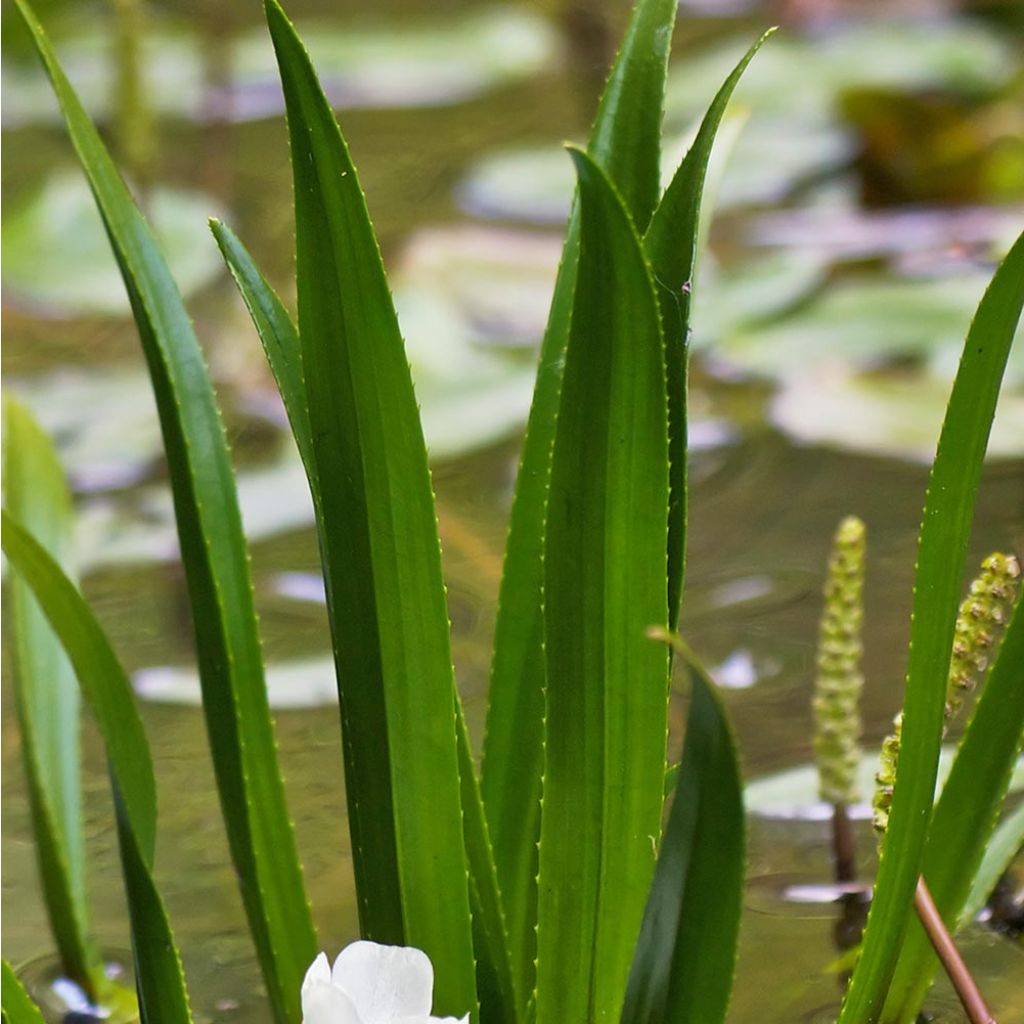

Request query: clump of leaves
[{"left": 3, "top": 1, "right": 1023, "bottom": 1024}]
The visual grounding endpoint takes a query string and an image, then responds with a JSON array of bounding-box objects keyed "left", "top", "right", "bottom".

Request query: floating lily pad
[
  {"left": 457, "top": 146, "right": 574, "bottom": 224},
  {"left": 665, "top": 22, "right": 1015, "bottom": 130},
  {"left": 396, "top": 225, "right": 560, "bottom": 349},
  {"left": 232, "top": 7, "right": 557, "bottom": 115},
  {"left": 712, "top": 269, "right": 1010, "bottom": 375},
  {"left": 74, "top": 494, "right": 181, "bottom": 571},
  {"left": 746, "top": 747, "right": 1024, "bottom": 821},
  {"left": 457, "top": 106, "right": 845, "bottom": 221},
  {"left": 2, "top": 172, "right": 223, "bottom": 315},
  {"left": 659, "top": 21, "right": 1013, "bottom": 211},
  {"left": 12, "top": 225, "right": 562, "bottom": 571},
  {"left": 703, "top": 264, "right": 1024, "bottom": 459},
  {"left": 455, "top": 110, "right": 741, "bottom": 226},
  {"left": 1, "top": 19, "right": 201, "bottom": 128},
  {"left": 134, "top": 656, "right": 338, "bottom": 708},
  {"left": 392, "top": 225, "right": 560, "bottom": 456},
  {"left": 68, "top": 447, "right": 314, "bottom": 571},
  {"left": 772, "top": 366, "right": 1024, "bottom": 462},
  {"left": 691, "top": 249, "right": 828, "bottom": 350},
  {"left": 671, "top": 115, "right": 855, "bottom": 209},
  {"left": 271, "top": 572, "right": 326, "bottom": 604},
  {"left": 8, "top": 367, "right": 164, "bottom": 491},
  {"left": 746, "top": 205, "right": 1024, "bottom": 263},
  {"left": 3, "top": 7, "right": 558, "bottom": 127}
]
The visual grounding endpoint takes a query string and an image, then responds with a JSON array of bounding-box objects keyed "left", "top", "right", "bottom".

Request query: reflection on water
[{"left": 3, "top": 0, "right": 1023, "bottom": 1020}]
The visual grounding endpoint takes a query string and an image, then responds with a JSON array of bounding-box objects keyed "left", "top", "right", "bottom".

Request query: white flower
[{"left": 301, "top": 941, "right": 470, "bottom": 1024}]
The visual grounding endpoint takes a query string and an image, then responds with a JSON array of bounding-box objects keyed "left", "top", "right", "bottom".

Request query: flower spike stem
[
  {"left": 831, "top": 803, "right": 856, "bottom": 885},
  {"left": 914, "top": 878, "right": 996, "bottom": 1024},
  {"left": 813, "top": 515, "right": 867, "bottom": 883}
]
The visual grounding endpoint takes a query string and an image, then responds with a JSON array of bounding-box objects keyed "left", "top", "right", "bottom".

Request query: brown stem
[
  {"left": 914, "top": 878, "right": 997, "bottom": 1024},
  {"left": 832, "top": 802, "right": 857, "bottom": 884}
]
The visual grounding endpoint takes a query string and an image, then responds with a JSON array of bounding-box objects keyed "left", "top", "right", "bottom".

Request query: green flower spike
[
  {"left": 874, "top": 552, "right": 1021, "bottom": 836},
  {"left": 813, "top": 515, "right": 868, "bottom": 808},
  {"left": 945, "top": 553, "right": 1021, "bottom": 723}
]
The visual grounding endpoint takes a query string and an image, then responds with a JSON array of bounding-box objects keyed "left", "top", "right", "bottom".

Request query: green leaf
[
  {"left": 2, "top": 397, "right": 97, "bottom": 989},
  {"left": 644, "top": 30, "right": 774, "bottom": 629},
  {"left": 209, "top": 220, "right": 316, "bottom": 485},
  {"left": 481, "top": 0, "right": 677, "bottom": 1001},
  {"left": 622, "top": 648, "right": 745, "bottom": 1024},
  {"left": 534, "top": 147, "right": 668, "bottom": 1024},
  {"left": 457, "top": 714, "right": 519, "bottom": 1024},
  {"left": 264, "top": 1, "right": 477, "bottom": 1016},
  {"left": 962, "top": 800, "right": 1024, "bottom": 925},
  {"left": 588, "top": 0, "right": 679, "bottom": 233},
  {"left": 2, "top": 959, "right": 46, "bottom": 1024},
  {"left": 1, "top": 513, "right": 190, "bottom": 1024},
  {"left": 882, "top": 597, "right": 1024, "bottom": 1024},
  {"left": 13, "top": 4, "right": 318, "bottom": 1020},
  {"left": 214, "top": 215, "right": 515, "bottom": 1022},
  {"left": 838, "top": 232, "right": 1024, "bottom": 1023}
]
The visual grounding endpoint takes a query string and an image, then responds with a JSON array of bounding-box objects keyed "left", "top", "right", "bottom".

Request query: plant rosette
[{"left": 301, "top": 943, "right": 469, "bottom": 1024}]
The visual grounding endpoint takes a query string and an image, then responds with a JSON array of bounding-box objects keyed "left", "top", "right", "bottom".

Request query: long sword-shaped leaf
[
  {"left": 882, "top": 598, "right": 1024, "bottom": 1024},
  {"left": 13, "top": 6, "right": 317, "bottom": 1020},
  {"left": 209, "top": 220, "right": 316, "bottom": 484},
  {"left": 457, "top": 714, "right": 519, "bottom": 1024},
  {"left": 2, "top": 513, "right": 190, "bottom": 1024},
  {"left": 535, "top": 148, "right": 669, "bottom": 1024},
  {"left": 838, "top": 232, "right": 1024, "bottom": 1023},
  {"left": 644, "top": 30, "right": 773, "bottom": 628},
  {"left": 962, "top": 800, "right": 1024, "bottom": 926},
  {"left": 482, "top": 1, "right": 677, "bottom": 1000},
  {"left": 2, "top": 959, "right": 47, "bottom": 1024},
  {"left": 264, "top": 2, "right": 477, "bottom": 1016},
  {"left": 212, "top": 219, "right": 516, "bottom": 1021},
  {"left": 3, "top": 398, "right": 97, "bottom": 990},
  {"left": 622, "top": 647, "right": 745, "bottom": 1024},
  {"left": 588, "top": 0, "right": 679, "bottom": 233}
]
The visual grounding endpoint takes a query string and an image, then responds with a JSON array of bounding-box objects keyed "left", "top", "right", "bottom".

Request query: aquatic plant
[
  {"left": 813, "top": 515, "right": 867, "bottom": 812},
  {"left": 873, "top": 554, "right": 1021, "bottom": 837},
  {"left": 807, "top": 535, "right": 1022, "bottom": 1020},
  {"left": 2, "top": 1, "right": 1022, "bottom": 1024}
]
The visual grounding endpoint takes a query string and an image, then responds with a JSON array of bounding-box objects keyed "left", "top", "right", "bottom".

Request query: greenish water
[{"left": 3, "top": 0, "right": 1023, "bottom": 1020}]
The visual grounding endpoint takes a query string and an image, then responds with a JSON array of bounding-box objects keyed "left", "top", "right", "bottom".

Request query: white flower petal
[
  {"left": 301, "top": 977, "right": 361, "bottom": 1024},
  {"left": 332, "top": 941, "right": 434, "bottom": 1023},
  {"left": 303, "top": 953, "right": 332, "bottom": 994},
  {"left": 396, "top": 1016, "right": 470, "bottom": 1024}
]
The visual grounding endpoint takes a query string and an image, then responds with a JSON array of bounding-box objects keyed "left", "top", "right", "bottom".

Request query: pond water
[{"left": 2, "top": 0, "right": 1023, "bottom": 1020}]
